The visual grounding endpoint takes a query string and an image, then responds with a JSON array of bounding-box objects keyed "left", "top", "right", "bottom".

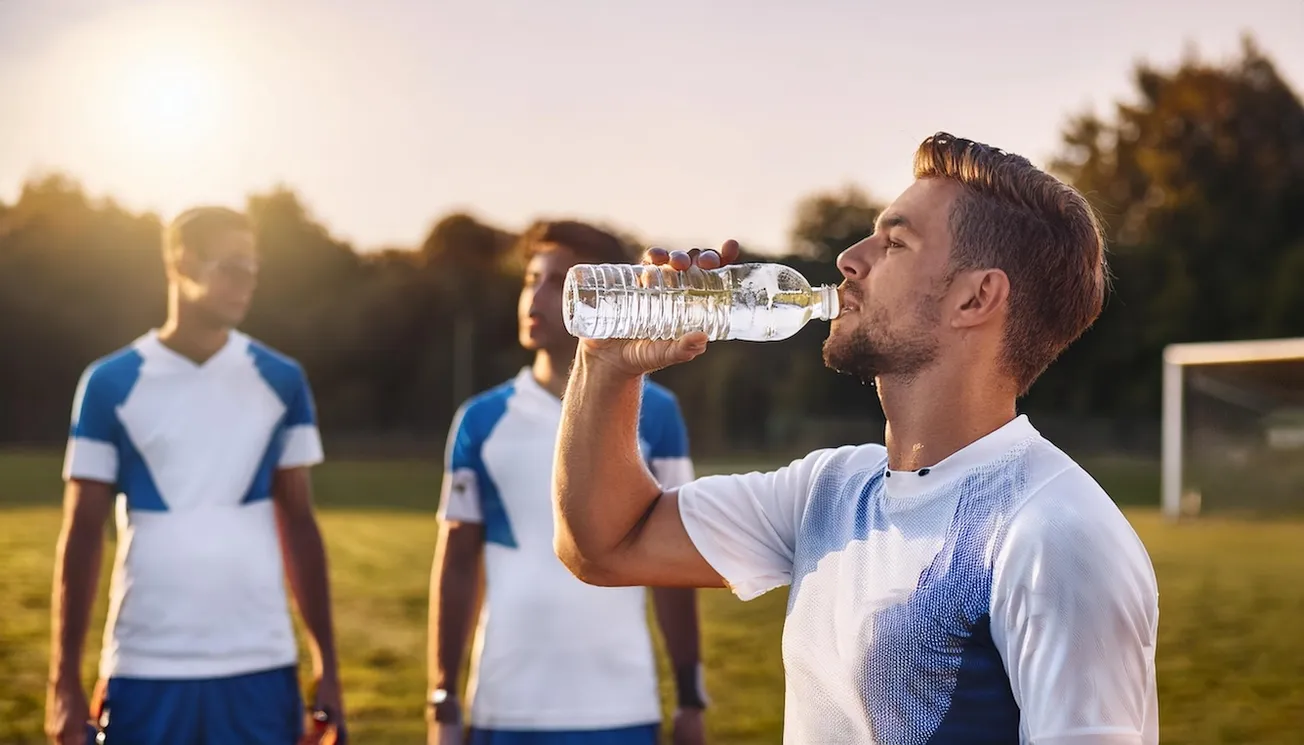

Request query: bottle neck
[{"left": 815, "top": 285, "right": 841, "bottom": 321}]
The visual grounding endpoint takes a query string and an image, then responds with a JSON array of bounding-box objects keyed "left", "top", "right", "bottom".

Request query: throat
[
  {"left": 532, "top": 351, "right": 572, "bottom": 399},
  {"left": 158, "top": 323, "right": 231, "bottom": 365}
]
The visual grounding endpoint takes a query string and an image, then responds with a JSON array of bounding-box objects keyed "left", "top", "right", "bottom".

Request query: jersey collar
[
  {"left": 137, "top": 329, "right": 246, "bottom": 374},
  {"left": 883, "top": 415, "right": 1038, "bottom": 501}
]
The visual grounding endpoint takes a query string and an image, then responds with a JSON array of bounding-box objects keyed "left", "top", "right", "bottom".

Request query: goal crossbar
[{"left": 1161, "top": 337, "right": 1304, "bottom": 519}]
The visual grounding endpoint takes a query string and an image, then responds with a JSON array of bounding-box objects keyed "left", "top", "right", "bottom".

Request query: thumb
[{"left": 670, "top": 333, "right": 709, "bottom": 364}]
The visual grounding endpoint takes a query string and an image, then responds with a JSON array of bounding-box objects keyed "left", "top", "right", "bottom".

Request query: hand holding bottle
[
  {"left": 565, "top": 241, "right": 839, "bottom": 348},
  {"left": 576, "top": 240, "right": 741, "bottom": 377}
]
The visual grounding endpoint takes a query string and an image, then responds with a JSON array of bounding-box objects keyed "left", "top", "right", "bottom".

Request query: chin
[{"left": 214, "top": 311, "right": 248, "bottom": 329}]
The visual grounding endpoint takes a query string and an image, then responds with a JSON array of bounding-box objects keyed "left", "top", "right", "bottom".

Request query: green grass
[{"left": 2, "top": 451, "right": 1302, "bottom": 744}]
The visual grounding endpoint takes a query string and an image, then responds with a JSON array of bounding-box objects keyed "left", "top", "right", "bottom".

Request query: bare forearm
[
  {"left": 279, "top": 517, "right": 339, "bottom": 675},
  {"left": 427, "top": 540, "right": 481, "bottom": 691},
  {"left": 653, "top": 587, "right": 708, "bottom": 708},
  {"left": 554, "top": 354, "right": 662, "bottom": 570},
  {"left": 49, "top": 517, "right": 104, "bottom": 683},
  {"left": 653, "top": 587, "right": 702, "bottom": 666}
]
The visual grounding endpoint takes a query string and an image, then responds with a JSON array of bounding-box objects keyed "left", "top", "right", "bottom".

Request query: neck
[
  {"left": 876, "top": 362, "right": 1017, "bottom": 471},
  {"left": 532, "top": 346, "right": 575, "bottom": 399},
  {"left": 157, "top": 292, "right": 231, "bottom": 364}
]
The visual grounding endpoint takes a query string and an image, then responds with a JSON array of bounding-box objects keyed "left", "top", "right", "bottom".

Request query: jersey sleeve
[
  {"left": 438, "top": 402, "right": 484, "bottom": 524},
  {"left": 990, "top": 472, "right": 1160, "bottom": 745},
  {"left": 676, "top": 449, "right": 836, "bottom": 602},
  {"left": 62, "top": 364, "right": 121, "bottom": 484},
  {"left": 278, "top": 367, "right": 324, "bottom": 469},
  {"left": 645, "top": 389, "right": 695, "bottom": 490}
]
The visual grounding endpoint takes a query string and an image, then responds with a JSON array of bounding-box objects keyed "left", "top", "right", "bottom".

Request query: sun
[{"left": 112, "top": 49, "right": 224, "bottom": 156}]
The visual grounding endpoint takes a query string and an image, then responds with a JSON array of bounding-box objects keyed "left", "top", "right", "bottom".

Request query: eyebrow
[{"left": 876, "top": 212, "right": 914, "bottom": 234}]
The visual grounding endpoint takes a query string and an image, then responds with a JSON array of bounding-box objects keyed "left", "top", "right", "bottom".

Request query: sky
[{"left": 1, "top": 0, "right": 1301, "bottom": 254}]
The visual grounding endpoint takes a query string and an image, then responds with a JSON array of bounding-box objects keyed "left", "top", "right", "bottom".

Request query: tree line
[{"left": 1, "top": 38, "right": 1301, "bottom": 457}]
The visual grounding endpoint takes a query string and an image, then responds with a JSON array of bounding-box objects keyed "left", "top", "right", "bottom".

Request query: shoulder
[
  {"left": 811, "top": 442, "right": 887, "bottom": 483},
  {"left": 1009, "top": 439, "right": 1128, "bottom": 531},
  {"left": 77, "top": 343, "right": 147, "bottom": 403},
  {"left": 452, "top": 379, "right": 518, "bottom": 437},
  {"left": 760, "top": 442, "right": 883, "bottom": 497},
  {"left": 243, "top": 335, "right": 306, "bottom": 381},
  {"left": 998, "top": 440, "right": 1155, "bottom": 588}
]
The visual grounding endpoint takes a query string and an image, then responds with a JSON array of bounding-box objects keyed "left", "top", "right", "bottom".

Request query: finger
[
  {"left": 644, "top": 247, "right": 670, "bottom": 265},
  {"left": 672, "top": 333, "right": 709, "bottom": 363},
  {"left": 696, "top": 250, "right": 722, "bottom": 270},
  {"left": 668, "top": 251, "right": 692, "bottom": 271},
  {"left": 719, "top": 239, "right": 741, "bottom": 264}
]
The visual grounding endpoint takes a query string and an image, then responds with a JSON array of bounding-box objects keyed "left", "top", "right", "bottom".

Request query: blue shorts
[
  {"left": 467, "top": 724, "right": 660, "bottom": 745},
  {"left": 95, "top": 665, "right": 303, "bottom": 745}
]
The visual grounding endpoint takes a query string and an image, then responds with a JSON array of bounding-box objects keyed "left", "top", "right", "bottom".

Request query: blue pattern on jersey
[
  {"left": 790, "top": 447, "right": 1027, "bottom": 745},
  {"left": 242, "top": 342, "right": 314, "bottom": 504},
  {"left": 639, "top": 381, "right": 688, "bottom": 460},
  {"left": 248, "top": 341, "right": 316, "bottom": 426},
  {"left": 72, "top": 348, "right": 168, "bottom": 511},
  {"left": 450, "top": 382, "right": 518, "bottom": 547}
]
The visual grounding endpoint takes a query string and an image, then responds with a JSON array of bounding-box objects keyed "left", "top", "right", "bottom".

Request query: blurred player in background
[
  {"left": 427, "top": 220, "right": 708, "bottom": 745},
  {"left": 45, "top": 207, "right": 346, "bottom": 745},
  {"left": 552, "top": 134, "right": 1160, "bottom": 744}
]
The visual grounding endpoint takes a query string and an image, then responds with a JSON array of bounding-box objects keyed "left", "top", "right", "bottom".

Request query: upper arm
[
  {"left": 63, "top": 365, "right": 121, "bottom": 485},
  {"left": 278, "top": 367, "right": 324, "bottom": 469},
  {"left": 991, "top": 485, "right": 1159, "bottom": 745},
  {"left": 438, "top": 403, "right": 486, "bottom": 525},
  {"left": 272, "top": 466, "right": 316, "bottom": 518},
  {"left": 577, "top": 488, "right": 724, "bottom": 590},
  {"left": 655, "top": 450, "right": 832, "bottom": 600},
  {"left": 61, "top": 478, "right": 115, "bottom": 532},
  {"left": 272, "top": 371, "right": 322, "bottom": 515},
  {"left": 434, "top": 520, "right": 485, "bottom": 577},
  {"left": 593, "top": 449, "right": 827, "bottom": 594}
]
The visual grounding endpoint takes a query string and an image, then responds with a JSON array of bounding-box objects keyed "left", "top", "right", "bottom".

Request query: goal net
[{"left": 1162, "top": 338, "right": 1304, "bottom": 519}]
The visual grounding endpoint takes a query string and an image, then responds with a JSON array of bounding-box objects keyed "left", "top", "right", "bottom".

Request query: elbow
[{"left": 553, "top": 534, "right": 625, "bottom": 587}]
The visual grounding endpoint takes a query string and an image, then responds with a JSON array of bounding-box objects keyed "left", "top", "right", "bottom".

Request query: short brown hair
[
  {"left": 516, "top": 219, "right": 632, "bottom": 265},
  {"left": 164, "top": 206, "right": 251, "bottom": 263},
  {"left": 913, "top": 132, "right": 1107, "bottom": 394}
]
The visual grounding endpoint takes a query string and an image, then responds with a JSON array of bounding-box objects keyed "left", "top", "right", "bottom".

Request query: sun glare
[{"left": 109, "top": 47, "right": 226, "bottom": 157}]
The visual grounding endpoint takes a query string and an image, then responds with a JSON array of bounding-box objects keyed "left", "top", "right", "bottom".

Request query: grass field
[{"left": 2, "top": 450, "right": 1302, "bottom": 744}]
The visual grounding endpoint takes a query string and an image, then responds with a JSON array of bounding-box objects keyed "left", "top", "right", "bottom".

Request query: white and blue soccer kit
[
  {"left": 440, "top": 368, "right": 695, "bottom": 743},
  {"left": 62, "top": 330, "right": 324, "bottom": 745},
  {"left": 678, "top": 415, "right": 1160, "bottom": 745}
]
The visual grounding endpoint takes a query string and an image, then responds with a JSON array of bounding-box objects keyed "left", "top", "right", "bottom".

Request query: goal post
[{"left": 1161, "top": 337, "right": 1304, "bottom": 519}]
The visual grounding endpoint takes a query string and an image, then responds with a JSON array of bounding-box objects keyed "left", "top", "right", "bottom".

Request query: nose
[
  {"left": 525, "top": 288, "right": 546, "bottom": 320},
  {"left": 836, "top": 235, "right": 874, "bottom": 280}
]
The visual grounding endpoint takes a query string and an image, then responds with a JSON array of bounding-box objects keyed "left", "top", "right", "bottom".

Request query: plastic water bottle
[{"left": 563, "top": 263, "right": 841, "bottom": 342}]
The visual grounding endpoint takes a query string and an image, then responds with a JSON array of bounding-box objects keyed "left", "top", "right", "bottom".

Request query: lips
[{"left": 838, "top": 284, "right": 862, "bottom": 313}]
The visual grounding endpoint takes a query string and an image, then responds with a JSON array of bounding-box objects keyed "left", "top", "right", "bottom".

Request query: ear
[
  {"left": 165, "top": 248, "right": 202, "bottom": 284},
  {"left": 949, "top": 268, "right": 1009, "bottom": 329}
]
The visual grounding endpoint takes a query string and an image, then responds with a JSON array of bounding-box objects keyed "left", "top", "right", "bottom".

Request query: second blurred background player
[{"left": 425, "top": 221, "right": 708, "bottom": 745}]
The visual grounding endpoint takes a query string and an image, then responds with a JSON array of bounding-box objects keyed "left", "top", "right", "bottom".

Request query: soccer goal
[{"left": 1162, "top": 337, "right": 1304, "bottom": 519}]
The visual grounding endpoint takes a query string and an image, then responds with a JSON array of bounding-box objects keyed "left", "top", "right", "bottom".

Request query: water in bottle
[{"left": 563, "top": 263, "right": 841, "bottom": 342}]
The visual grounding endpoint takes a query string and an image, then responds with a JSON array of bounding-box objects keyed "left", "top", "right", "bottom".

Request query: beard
[{"left": 822, "top": 286, "right": 941, "bottom": 384}]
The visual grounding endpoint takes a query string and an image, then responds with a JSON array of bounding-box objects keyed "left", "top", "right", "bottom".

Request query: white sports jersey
[
  {"left": 440, "top": 368, "right": 694, "bottom": 731},
  {"left": 679, "top": 415, "right": 1159, "bottom": 745},
  {"left": 62, "top": 330, "right": 323, "bottom": 680}
]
